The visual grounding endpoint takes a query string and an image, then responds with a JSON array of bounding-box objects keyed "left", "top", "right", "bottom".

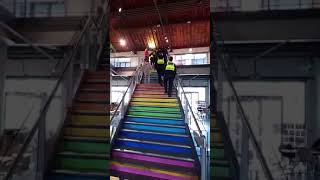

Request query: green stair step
[
  {"left": 127, "top": 111, "right": 182, "bottom": 119},
  {"left": 211, "top": 147, "right": 225, "bottom": 159},
  {"left": 55, "top": 157, "right": 108, "bottom": 172},
  {"left": 61, "top": 141, "right": 110, "bottom": 154},
  {"left": 211, "top": 166, "right": 231, "bottom": 178},
  {"left": 129, "top": 106, "right": 180, "bottom": 113}
]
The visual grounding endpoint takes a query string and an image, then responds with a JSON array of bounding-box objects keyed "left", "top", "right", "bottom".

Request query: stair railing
[
  {"left": 110, "top": 66, "right": 143, "bottom": 141},
  {"left": 175, "top": 76, "right": 209, "bottom": 180},
  {"left": 212, "top": 18, "right": 274, "bottom": 180},
  {"left": 1, "top": 16, "right": 96, "bottom": 180}
]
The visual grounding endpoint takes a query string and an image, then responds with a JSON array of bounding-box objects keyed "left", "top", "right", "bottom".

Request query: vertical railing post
[
  {"left": 37, "top": 93, "right": 47, "bottom": 180},
  {"left": 240, "top": 122, "right": 249, "bottom": 180},
  {"left": 201, "top": 136, "right": 207, "bottom": 180}
]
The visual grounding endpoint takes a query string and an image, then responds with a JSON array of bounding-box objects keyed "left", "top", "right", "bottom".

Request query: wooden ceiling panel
[{"left": 110, "top": 0, "right": 210, "bottom": 52}]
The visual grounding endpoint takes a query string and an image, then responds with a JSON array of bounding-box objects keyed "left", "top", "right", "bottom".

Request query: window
[
  {"left": 173, "top": 53, "right": 208, "bottom": 65},
  {"left": 28, "top": 1, "right": 65, "bottom": 17},
  {"left": 111, "top": 58, "right": 132, "bottom": 67}
]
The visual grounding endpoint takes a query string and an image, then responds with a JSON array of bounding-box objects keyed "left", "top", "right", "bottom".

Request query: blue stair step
[
  {"left": 115, "top": 138, "right": 193, "bottom": 157},
  {"left": 119, "top": 130, "right": 190, "bottom": 145},
  {"left": 126, "top": 117, "right": 185, "bottom": 126},
  {"left": 123, "top": 123, "right": 186, "bottom": 134}
]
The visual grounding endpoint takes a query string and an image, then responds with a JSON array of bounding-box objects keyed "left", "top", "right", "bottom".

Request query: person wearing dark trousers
[
  {"left": 155, "top": 52, "right": 166, "bottom": 86},
  {"left": 164, "top": 57, "right": 176, "bottom": 97}
]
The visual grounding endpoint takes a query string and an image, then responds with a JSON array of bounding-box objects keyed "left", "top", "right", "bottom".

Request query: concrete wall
[
  {"left": 215, "top": 19, "right": 320, "bottom": 42},
  {"left": 3, "top": 78, "right": 64, "bottom": 142},
  {"left": 210, "top": 0, "right": 318, "bottom": 12}
]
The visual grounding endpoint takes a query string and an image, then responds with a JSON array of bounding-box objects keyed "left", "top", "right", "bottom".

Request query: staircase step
[
  {"left": 70, "top": 115, "right": 109, "bottom": 126},
  {"left": 55, "top": 157, "right": 108, "bottom": 173},
  {"left": 130, "top": 101, "right": 179, "bottom": 108},
  {"left": 127, "top": 111, "right": 182, "bottom": 119},
  {"left": 134, "top": 90, "right": 176, "bottom": 95},
  {"left": 112, "top": 148, "right": 194, "bottom": 162},
  {"left": 128, "top": 106, "right": 180, "bottom": 113},
  {"left": 49, "top": 170, "right": 108, "bottom": 180},
  {"left": 124, "top": 121, "right": 185, "bottom": 129},
  {"left": 64, "top": 127, "right": 109, "bottom": 138},
  {"left": 133, "top": 94, "right": 177, "bottom": 99},
  {"left": 64, "top": 136, "right": 109, "bottom": 143},
  {"left": 80, "top": 83, "right": 109, "bottom": 90},
  {"left": 112, "top": 151, "right": 194, "bottom": 168},
  {"left": 84, "top": 79, "right": 109, "bottom": 83},
  {"left": 115, "top": 138, "right": 192, "bottom": 157},
  {"left": 118, "top": 130, "right": 190, "bottom": 145},
  {"left": 123, "top": 123, "right": 186, "bottom": 134},
  {"left": 211, "top": 147, "right": 225, "bottom": 160},
  {"left": 58, "top": 152, "right": 109, "bottom": 159},
  {"left": 211, "top": 164, "right": 231, "bottom": 178},
  {"left": 76, "top": 93, "right": 109, "bottom": 103},
  {"left": 72, "top": 103, "right": 108, "bottom": 113},
  {"left": 131, "top": 97, "right": 178, "bottom": 103},
  {"left": 211, "top": 131, "right": 223, "bottom": 143},
  {"left": 110, "top": 161, "right": 198, "bottom": 180},
  {"left": 126, "top": 116, "right": 184, "bottom": 126},
  {"left": 60, "top": 141, "right": 110, "bottom": 154}
]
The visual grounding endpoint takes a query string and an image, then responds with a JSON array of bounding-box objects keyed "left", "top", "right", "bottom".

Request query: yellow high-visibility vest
[
  {"left": 165, "top": 62, "right": 175, "bottom": 71},
  {"left": 157, "top": 58, "right": 165, "bottom": 65}
]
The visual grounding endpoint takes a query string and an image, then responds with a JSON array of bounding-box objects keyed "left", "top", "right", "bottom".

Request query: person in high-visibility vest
[
  {"left": 155, "top": 52, "right": 166, "bottom": 85},
  {"left": 164, "top": 56, "right": 176, "bottom": 97}
]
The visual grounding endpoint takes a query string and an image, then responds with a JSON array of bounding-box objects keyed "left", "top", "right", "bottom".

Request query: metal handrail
[
  {"left": 3, "top": 16, "right": 94, "bottom": 180},
  {"left": 176, "top": 76, "right": 204, "bottom": 137},
  {"left": 0, "top": 22, "right": 57, "bottom": 64},
  {"left": 110, "top": 67, "right": 143, "bottom": 139},
  {"left": 213, "top": 16, "right": 274, "bottom": 179},
  {"left": 111, "top": 68, "right": 129, "bottom": 81},
  {"left": 175, "top": 75, "right": 209, "bottom": 180},
  {"left": 220, "top": 58, "right": 274, "bottom": 180}
]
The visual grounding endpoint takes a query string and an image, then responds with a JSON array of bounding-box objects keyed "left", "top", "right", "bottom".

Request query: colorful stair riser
[
  {"left": 111, "top": 83, "right": 199, "bottom": 179},
  {"left": 48, "top": 65, "right": 110, "bottom": 178},
  {"left": 210, "top": 113, "right": 232, "bottom": 179}
]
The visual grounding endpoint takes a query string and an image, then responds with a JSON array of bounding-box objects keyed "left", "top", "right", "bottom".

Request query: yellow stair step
[
  {"left": 71, "top": 115, "right": 110, "bottom": 126},
  {"left": 130, "top": 102, "right": 179, "bottom": 107},
  {"left": 64, "top": 127, "right": 109, "bottom": 138},
  {"left": 132, "top": 98, "right": 177, "bottom": 103}
]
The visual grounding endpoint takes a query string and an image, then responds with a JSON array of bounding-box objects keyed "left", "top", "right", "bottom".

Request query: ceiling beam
[
  {"left": 111, "top": 18, "right": 209, "bottom": 31},
  {"left": 111, "top": 0, "right": 209, "bottom": 19},
  {"left": 110, "top": 0, "right": 210, "bottom": 15}
]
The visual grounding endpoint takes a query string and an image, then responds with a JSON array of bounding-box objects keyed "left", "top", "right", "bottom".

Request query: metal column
[
  {"left": 37, "top": 93, "right": 47, "bottom": 180},
  {"left": 0, "top": 40, "right": 7, "bottom": 135}
]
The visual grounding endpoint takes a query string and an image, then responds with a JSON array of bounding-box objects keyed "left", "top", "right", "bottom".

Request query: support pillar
[{"left": 0, "top": 40, "right": 7, "bottom": 135}]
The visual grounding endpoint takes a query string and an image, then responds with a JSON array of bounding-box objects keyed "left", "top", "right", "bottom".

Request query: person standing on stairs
[
  {"left": 142, "top": 57, "right": 152, "bottom": 84},
  {"left": 164, "top": 56, "right": 176, "bottom": 97},
  {"left": 155, "top": 52, "right": 166, "bottom": 86}
]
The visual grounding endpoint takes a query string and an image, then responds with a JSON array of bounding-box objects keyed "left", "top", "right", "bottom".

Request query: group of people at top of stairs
[{"left": 141, "top": 47, "right": 177, "bottom": 97}]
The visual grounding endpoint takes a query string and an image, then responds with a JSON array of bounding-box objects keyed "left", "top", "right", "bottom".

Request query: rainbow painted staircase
[
  {"left": 47, "top": 63, "right": 110, "bottom": 179},
  {"left": 110, "top": 82, "right": 201, "bottom": 179}
]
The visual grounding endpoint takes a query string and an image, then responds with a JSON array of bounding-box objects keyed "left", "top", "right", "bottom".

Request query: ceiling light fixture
[
  {"left": 157, "top": 24, "right": 161, "bottom": 28},
  {"left": 166, "top": 39, "right": 169, "bottom": 43},
  {"left": 187, "top": 21, "right": 191, "bottom": 24},
  {"left": 148, "top": 41, "right": 156, "bottom": 49},
  {"left": 120, "top": 39, "right": 126, "bottom": 46},
  {"left": 118, "top": 8, "right": 122, "bottom": 12},
  {"left": 189, "top": 48, "right": 193, "bottom": 52}
]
